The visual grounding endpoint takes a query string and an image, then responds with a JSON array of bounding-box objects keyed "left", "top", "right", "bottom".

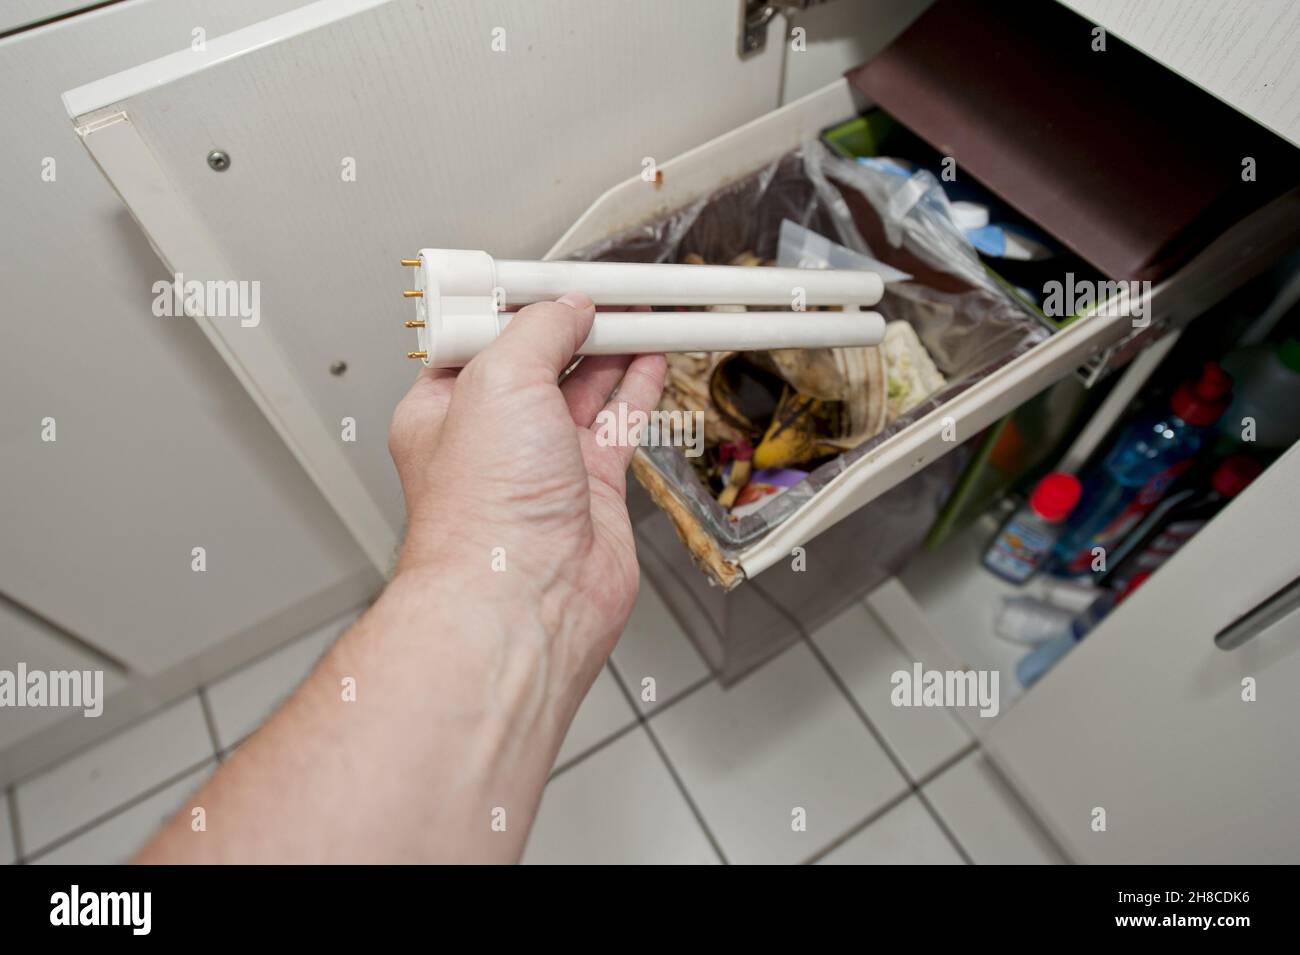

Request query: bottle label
[
  {"left": 1062, "top": 461, "right": 1192, "bottom": 575},
  {"left": 1111, "top": 518, "right": 1207, "bottom": 589},
  {"left": 986, "top": 515, "right": 1055, "bottom": 582}
]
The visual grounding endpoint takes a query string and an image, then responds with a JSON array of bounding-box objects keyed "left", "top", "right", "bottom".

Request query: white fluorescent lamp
[{"left": 400, "top": 249, "right": 886, "bottom": 368}]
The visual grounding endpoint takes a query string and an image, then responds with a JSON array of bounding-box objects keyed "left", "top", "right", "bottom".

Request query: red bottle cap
[
  {"left": 1211, "top": 454, "right": 1263, "bottom": 498},
  {"left": 1029, "top": 472, "right": 1082, "bottom": 522},
  {"left": 1171, "top": 361, "right": 1232, "bottom": 426}
]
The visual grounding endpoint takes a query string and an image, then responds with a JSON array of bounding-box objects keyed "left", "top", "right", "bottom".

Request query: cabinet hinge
[{"left": 739, "top": 0, "right": 831, "bottom": 57}]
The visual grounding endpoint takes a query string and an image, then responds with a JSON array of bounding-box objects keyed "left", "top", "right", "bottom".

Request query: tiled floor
[{"left": 4, "top": 579, "right": 1064, "bottom": 864}]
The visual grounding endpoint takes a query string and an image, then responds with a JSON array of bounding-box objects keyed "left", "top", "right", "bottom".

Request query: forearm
[{"left": 137, "top": 568, "right": 590, "bottom": 864}]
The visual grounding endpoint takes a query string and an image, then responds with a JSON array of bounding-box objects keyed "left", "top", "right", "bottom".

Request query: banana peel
[
  {"left": 662, "top": 352, "right": 749, "bottom": 447},
  {"left": 707, "top": 353, "right": 785, "bottom": 437},
  {"left": 752, "top": 387, "right": 846, "bottom": 470},
  {"left": 756, "top": 343, "right": 889, "bottom": 445}
]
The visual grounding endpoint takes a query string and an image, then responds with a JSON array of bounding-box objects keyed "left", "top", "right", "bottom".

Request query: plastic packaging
[
  {"left": 567, "top": 142, "right": 1047, "bottom": 552},
  {"left": 1049, "top": 362, "right": 1232, "bottom": 577},
  {"left": 1016, "top": 585, "right": 1124, "bottom": 687},
  {"left": 995, "top": 595, "right": 1077, "bottom": 645},
  {"left": 982, "top": 472, "right": 1082, "bottom": 583},
  {"left": 776, "top": 219, "right": 911, "bottom": 283}
]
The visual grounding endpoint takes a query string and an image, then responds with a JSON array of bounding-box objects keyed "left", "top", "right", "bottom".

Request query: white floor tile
[
  {"left": 812, "top": 601, "right": 971, "bottom": 781},
  {"left": 924, "top": 750, "right": 1064, "bottom": 864},
  {"left": 818, "top": 795, "right": 964, "bottom": 865},
  {"left": 205, "top": 610, "right": 356, "bottom": 751},
  {"left": 897, "top": 516, "right": 1081, "bottom": 715},
  {"left": 15, "top": 695, "right": 213, "bottom": 855},
  {"left": 611, "top": 577, "right": 710, "bottom": 713},
  {"left": 553, "top": 665, "right": 636, "bottom": 769},
  {"left": 525, "top": 728, "right": 718, "bottom": 864},
  {"left": 651, "top": 643, "right": 909, "bottom": 865},
  {"left": 32, "top": 762, "right": 215, "bottom": 865},
  {"left": 1, "top": 796, "right": 15, "bottom": 864}
]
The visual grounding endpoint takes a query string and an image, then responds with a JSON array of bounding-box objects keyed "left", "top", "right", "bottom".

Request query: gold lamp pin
[{"left": 404, "top": 257, "right": 426, "bottom": 359}]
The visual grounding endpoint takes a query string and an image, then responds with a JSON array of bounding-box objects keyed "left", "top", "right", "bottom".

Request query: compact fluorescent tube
[{"left": 402, "top": 248, "right": 886, "bottom": 368}]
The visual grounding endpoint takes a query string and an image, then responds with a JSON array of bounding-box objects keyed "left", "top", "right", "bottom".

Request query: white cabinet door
[
  {"left": 1059, "top": 0, "right": 1300, "bottom": 148},
  {"left": 2, "top": 0, "right": 378, "bottom": 677},
  {"left": 986, "top": 442, "right": 1300, "bottom": 864},
  {"left": 64, "top": 0, "right": 790, "bottom": 571}
]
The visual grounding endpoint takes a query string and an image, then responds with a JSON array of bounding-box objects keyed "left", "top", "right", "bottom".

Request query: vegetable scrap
[{"left": 658, "top": 250, "right": 947, "bottom": 519}]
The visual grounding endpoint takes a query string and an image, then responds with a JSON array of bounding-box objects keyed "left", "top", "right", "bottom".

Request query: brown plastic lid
[{"left": 845, "top": 0, "right": 1299, "bottom": 282}]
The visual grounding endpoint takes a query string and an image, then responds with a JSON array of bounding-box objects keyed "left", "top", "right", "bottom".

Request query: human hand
[
  {"left": 139, "top": 293, "right": 666, "bottom": 866},
  {"left": 388, "top": 292, "right": 667, "bottom": 685}
]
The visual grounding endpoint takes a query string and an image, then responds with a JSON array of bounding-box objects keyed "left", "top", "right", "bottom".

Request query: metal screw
[
  {"left": 329, "top": 361, "right": 348, "bottom": 376},
  {"left": 207, "top": 150, "right": 231, "bottom": 172}
]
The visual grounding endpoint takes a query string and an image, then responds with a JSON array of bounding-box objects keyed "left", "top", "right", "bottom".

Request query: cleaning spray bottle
[{"left": 1048, "top": 362, "right": 1232, "bottom": 578}]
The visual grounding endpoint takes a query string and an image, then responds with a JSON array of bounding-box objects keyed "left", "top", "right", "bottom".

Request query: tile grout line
[
  {"left": 6, "top": 785, "right": 25, "bottom": 865},
  {"left": 547, "top": 664, "right": 715, "bottom": 783},
  {"left": 801, "top": 630, "right": 916, "bottom": 784},
  {"left": 568, "top": 600, "right": 976, "bottom": 864},
  {"left": 799, "top": 742, "right": 979, "bottom": 866},
  {"left": 915, "top": 739, "right": 979, "bottom": 788},
  {"left": 607, "top": 659, "right": 715, "bottom": 725},
  {"left": 640, "top": 720, "right": 730, "bottom": 865},
  {"left": 9, "top": 608, "right": 361, "bottom": 797},
  {"left": 9, "top": 694, "right": 202, "bottom": 796},
  {"left": 196, "top": 686, "right": 225, "bottom": 763},
  {"left": 607, "top": 657, "right": 729, "bottom": 864},
  {"left": 23, "top": 756, "right": 217, "bottom": 864},
  {"left": 857, "top": 595, "right": 983, "bottom": 864},
  {"left": 800, "top": 786, "right": 916, "bottom": 865},
  {"left": 547, "top": 720, "right": 641, "bottom": 781},
  {"left": 914, "top": 786, "right": 976, "bottom": 866},
  {"left": 643, "top": 673, "right": 715, "bottom": 722},
  {"left": 802, "top": 629, "right": 978, "bottom": 863},
  {"left": 911, "top": 740, "right": 979, "bottom": 865}
]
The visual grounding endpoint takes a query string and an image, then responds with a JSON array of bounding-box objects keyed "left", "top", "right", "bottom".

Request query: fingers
[
  {"left": 471, "top": 291, "right": 596, "bottom": 386},
  {"left": 597, "top": 352, "right": 668, "bottom": 471},
  {"left": 560, "top": 304, "right": 652, "bottom": 425},
  {"left": 561, "top": 354, "right": 632, "bottom": 427}
]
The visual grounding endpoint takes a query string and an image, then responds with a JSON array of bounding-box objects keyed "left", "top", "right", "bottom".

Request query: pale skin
[{"left": 138, "top": 292, "right": 666, "bottom": 863}]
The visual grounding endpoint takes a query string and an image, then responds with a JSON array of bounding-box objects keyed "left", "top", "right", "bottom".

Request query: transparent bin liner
[
  {"left": 632, "top": 448, "right": 968, "bottom": 683},
  {"left": 569, "top": 141, "right": 1047, "bottom": 557}
]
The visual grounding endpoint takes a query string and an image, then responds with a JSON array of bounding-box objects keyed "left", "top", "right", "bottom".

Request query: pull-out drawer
[{"left": 550, "top": 78, "right": 1300, "bottom": 582}]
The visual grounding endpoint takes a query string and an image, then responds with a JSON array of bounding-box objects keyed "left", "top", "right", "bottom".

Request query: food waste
[{"left": 660, "top": 251, "right": 946, "bottom": 521}]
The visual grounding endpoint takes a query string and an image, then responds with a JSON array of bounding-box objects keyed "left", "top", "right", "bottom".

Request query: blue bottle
[{"left": 1048, "top": 362, "right": 1231, "bottom": 578}]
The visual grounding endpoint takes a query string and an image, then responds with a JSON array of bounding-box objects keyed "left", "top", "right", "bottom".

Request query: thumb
[{"left": 471, "top": 291, "right": 595, "bottom": 384}]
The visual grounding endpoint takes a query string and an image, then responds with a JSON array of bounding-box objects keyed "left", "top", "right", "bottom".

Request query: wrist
[{"left": 394, "top": 528, "right": 586, "bottom": 647}]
